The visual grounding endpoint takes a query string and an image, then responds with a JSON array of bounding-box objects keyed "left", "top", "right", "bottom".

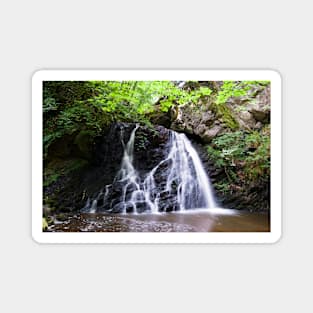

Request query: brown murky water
[{"left": 47, "top": 209, "right": 270, "bottom": 232}]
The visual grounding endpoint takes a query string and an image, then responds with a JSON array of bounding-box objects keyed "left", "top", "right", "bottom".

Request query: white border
[{"left": 32, "top": 70, "right": 282, "bottom": 244}]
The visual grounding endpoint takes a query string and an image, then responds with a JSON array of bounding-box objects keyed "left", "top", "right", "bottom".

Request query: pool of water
[{"left": 46, "top": 209, "right": 270, "bottom": 232}]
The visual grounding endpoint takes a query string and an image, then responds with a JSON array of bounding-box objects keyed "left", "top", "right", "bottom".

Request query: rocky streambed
[{"left": 45, "top": 210, "right": 270, "bottom": 233}]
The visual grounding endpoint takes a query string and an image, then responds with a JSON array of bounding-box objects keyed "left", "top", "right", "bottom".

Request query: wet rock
[
  {"left": 148, "top": 110, "right": 172, "bottom": 128},
  {"left": 135, "top": 202, "right": 150, "bottom": 213},
  {"left": 111, "top": 203, "right": 125, "bottom": 213},
  {"left": 247, "top": 85, "right": 270, "bottom": 124},
  {"left": 249, "top": 109, "right": 270, "bottom": 123},
  {"left": 159, "top": 190, "right": 171, "bottom": 200},
  {"left": 56, "top": 213, "right": 68, "bottom": 221},
  {"left": 194, "top": 124, "right": 207, "bottom": 136},
  {"left": 43, "top": 205, "right": 53, "bottom": 217},
  {"left": 202, "top": 125, "right": 223, "bottom": 143},
  {"left": 169, "top": 85, "right": 271, "bottom": 143},
  {"left": 126, "top": 203, "right": 135, "bottom": 213}
]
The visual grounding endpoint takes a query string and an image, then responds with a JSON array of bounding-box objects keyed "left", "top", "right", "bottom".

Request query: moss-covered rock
[
  {"left": 210, "top": 102, "right": 239, "bottom": 130},
  {"left": 42, "top": 218, "right": 48, "bottom": 231}
]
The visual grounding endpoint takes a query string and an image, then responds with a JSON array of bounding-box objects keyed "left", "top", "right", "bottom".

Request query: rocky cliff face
[{"left": 170, "top": 85, "right": 270, "bottom": 143}]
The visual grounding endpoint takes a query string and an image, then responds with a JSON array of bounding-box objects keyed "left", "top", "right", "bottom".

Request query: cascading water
[{"left": 82, "top": 124, "right": 217, "bottom": 214}]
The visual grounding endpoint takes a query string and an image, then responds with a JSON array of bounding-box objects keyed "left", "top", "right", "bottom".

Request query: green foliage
[
  {"left": 43, "top": 81, "right": 95, "bottom": 107},
  {"left": 43, "top": 81, "right": 215, "bottom": 157},
  {"left": 242, "top": 80, "right": 270, "bottom": 88},
  {"left": 152, "top": 82, "right": 212, "bottom": 112},
  {"left": 208, "top": 131, "right": 245, "bottom": 169},
  {"left": 43, "top": 101, "right": 106, "bottom": 157},
  {"left": 244, "top": 127, "right": 270, "bottom": 181},
  {"left": 87, "top": 81, "right": 170, "bottom": 115},
  {"left": 57, "top": 103, "right": 102, "bottom": 133},
  {"left": 216, "top": 81, "right": 248, "bottom": 105},
  {"left": 214, "top": 182, "right": 231, "bottom": 194},
  {"left": 43, "top": 172, "right": 60, "bottom": 187},
  {"left": 44, "top": 159, "right": 88, "bottom": 187},
  {"left": 43, "top": 82, "right": 112, "bottom": 157},
  {"left": 207, "top": 127, "right": 270, "bottom": 191},
  {"left": 43, "top": 95, "right": 58, "bottom": 113},
  {"left": 215, "top": 80, "right": 270, "bottom": 105}
]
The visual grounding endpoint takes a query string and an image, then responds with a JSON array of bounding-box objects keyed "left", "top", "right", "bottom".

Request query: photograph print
[{"left": 32, "top": 70, "right": 281, "bottom": 243}]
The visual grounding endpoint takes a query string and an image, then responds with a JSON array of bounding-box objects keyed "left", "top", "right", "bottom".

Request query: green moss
[
  {"left": 210, "top": 103, "right": 239, "bottom": 130},
  {"left": 43, "top": 158, "right": 88, "bottom": 187},
  {"left": 56, "top": 213, "right": 67, "bottom": 221},
  {"left": 43, "top": 173, "right": 60, "bottom": 187},
  {"left": 42, "top": 218, "right": 48, "bottom": 231}
]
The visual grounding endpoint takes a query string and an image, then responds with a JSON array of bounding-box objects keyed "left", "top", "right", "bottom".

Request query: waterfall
[
  {"left": 169, "top": 131, "right": 216, "bottom": 209},
  {"left": 82, "top": 125, "right": 217, "bottom": 213}
]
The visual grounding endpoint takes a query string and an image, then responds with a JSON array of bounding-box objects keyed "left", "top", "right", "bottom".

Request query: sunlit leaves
[
  {"left": 43, "top": 96, "right": 58, "bottom": 113},
  {"left": 216, "top": 81, "right": 247, "bottom": 105},
  {"left": 215, "top": 80, "right": 269, "bottom": 105}
]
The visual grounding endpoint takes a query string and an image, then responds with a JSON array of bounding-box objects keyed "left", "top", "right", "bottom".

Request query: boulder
[
  {"left": 194, "top": 124, "right": 207, "bottom": 136},
  {"left": 247, "top": 85, "right": 270, "bottom": 123},
  {"left": 202, "top": 125, "right": 223, "bottom": 143},
  {"left": 236, "top": 111, "right": 256, "bottom": 129}
]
